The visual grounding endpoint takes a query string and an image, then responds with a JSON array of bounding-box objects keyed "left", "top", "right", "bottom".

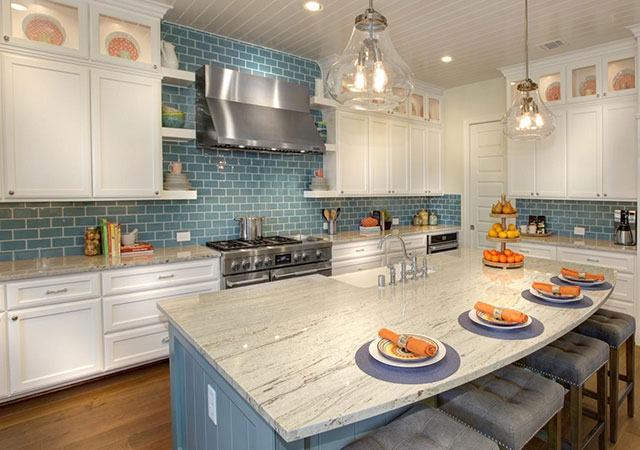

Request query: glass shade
[
  {"left": 326, "top": 19, "right": 413, "bottom": 111},
  {"left": 502, "top": 81, "right": 556, "bottom": 140}
]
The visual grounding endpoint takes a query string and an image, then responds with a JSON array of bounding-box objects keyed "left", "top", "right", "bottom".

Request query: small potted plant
[{"left": 382, "top": 209, "right": 392, "bottom": 230}]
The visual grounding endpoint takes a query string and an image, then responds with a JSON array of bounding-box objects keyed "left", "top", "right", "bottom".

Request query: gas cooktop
[{"left": 206, "top": 236, "right": 302, "bottom": 252}]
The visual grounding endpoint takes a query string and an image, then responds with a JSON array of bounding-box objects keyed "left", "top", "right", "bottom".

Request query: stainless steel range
[{"left": 206, "top": 235, "right": 332, "bottom": 289}]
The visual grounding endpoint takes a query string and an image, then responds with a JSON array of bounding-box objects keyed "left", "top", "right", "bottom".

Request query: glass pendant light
[
  {"left": 326, "top": 0, "right": 413, "bottom": 111},
  {"left": 502, "top": 0, "right": 556, "bottom": 140}
]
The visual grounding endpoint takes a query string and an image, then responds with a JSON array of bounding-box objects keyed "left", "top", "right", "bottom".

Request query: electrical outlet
[
  {"left": 207, "top": 385, "right": 217, "bottom": 425},
  {"left": 392, "top": 218, "right": 399, "bottom": 225},
  {"left": 574, "top": 226, "right": 585, "bottom": 236},
  {"left": 176, "top": 231, "right": 191, "bottom": 242}
]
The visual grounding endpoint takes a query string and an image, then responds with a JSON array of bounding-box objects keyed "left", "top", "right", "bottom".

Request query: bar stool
[
  {"left": 517, "top": 331, "right": 609, "bottom": 450},
  {"left": 342, "top": 404, "right": 499, "bottom": 450},
  {"left": 438, "top": 364, "right": 564, "bottom": 450},
  {"left": 575, "top": 308, "right": 636, "bottom": 443}
]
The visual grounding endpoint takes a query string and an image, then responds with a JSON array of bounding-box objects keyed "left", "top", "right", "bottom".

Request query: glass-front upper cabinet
[
  {"left": 568, "top": 60, "right": 601, "bottom": 103},
  {"left": 410, "top": 92, "right": 425, "bottom": 120},
  {"left": 533, "top": 69, "right": 564, "bottom": 106},
  {"left": 387, "top": 88, "right": 408, "bottom": 117},
  {"left": 90, "top": 5, "right": 159, "bottom": 72},
  {"left": 428, "top": 96, "right": 440, "bottom": 122},
  {"left": 1, "top": 0, "right": 88, "bottom": 57},
  {"left": 604, "top": 55, "right": 635, "bottom": 98}
]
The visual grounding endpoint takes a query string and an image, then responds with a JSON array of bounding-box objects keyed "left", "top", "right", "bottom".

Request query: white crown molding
[
  {"left": 499, "top": 37, "right": 636, "bottom": 78},
  {"left": 93, "top": 0, "right": 172, "bottom": 19},
  {"left": 627, "top": 24, "right": 640, "bottom": 38}
]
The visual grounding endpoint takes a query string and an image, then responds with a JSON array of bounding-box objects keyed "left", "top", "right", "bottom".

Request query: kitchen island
[{"left": 158, "top": 248, "right": 615, "bottom": 449}]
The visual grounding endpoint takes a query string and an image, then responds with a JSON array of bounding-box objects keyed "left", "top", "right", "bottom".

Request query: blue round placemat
[
  {"left": 549, "top": 276, "right": 613, "bottom": 291},
  {"left": 355, "top": 341, "right": 460, "bottom": 384},
  {"left": 457, "top": 310, "right": 544, "bottom": 339},
  {"left": 521, "top": 289, "right": 594, "bottom": 308}
]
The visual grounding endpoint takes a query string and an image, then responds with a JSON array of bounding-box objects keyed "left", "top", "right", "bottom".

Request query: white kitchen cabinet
[
  {"left": 507, "top": 140, "right": 535, "bottom": 197},
  {"left": 368, "top": 117, "right": 390, "bottom": 195},
  {"left": 535, "top": 111, "right": 566, "bottom": 198},
  {"left": 389, "top": 120, "right": 410, "bottom": 194},
  {"left": 426, "top": 127, "right": 443, "bottom": 195},
  {"left": 1, "top": 54, "right": 92, "bottom": 199},
  {"left": 104, "top": 322, "right": 169, "bottom": 371},
  {"left": 409, "top": 124, "right": 427, "bottom": 194},
  {"left": 6, "top": 273, "right": 101, "bottom": 310},
  {"left": 567, "top": 105, "right": 602, "bottom": 199},
  {"left": 337, "top": 111, "right": 369, "bottom": 195},
  {"left": 8, "top": 298, "right": 103, "bottom": 394},
  {"left": 602, "top": 100, "right": 636, "bottom": 199},
  {"left": 0, "top": 312, "right": 7, "bottom": 398},
  {"left": 91, "top": 69, "right": 161, "bottom": 198}
]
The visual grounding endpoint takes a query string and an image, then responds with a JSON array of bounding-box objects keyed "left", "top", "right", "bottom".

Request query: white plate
[
  {"left": 559, "top": 274, "right": 604, "bottom": 286},
  {"left": 529, "top": 288, "right": 583, "bottom": 304},
  {"left": 368, "top": 334, "right": 446, "bottom": 368},
  {"left": 468, "top": 309, "right": 532, "bottom": 330}
]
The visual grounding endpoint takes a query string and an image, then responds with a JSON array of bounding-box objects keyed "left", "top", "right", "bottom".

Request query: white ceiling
[{"left": 160, "top": 0, "right": 640, "bottom": 88}]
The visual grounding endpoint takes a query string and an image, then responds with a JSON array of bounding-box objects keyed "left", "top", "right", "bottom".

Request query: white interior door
[{"left": 469, "top": 122, "right": 507, "bottom": 249}]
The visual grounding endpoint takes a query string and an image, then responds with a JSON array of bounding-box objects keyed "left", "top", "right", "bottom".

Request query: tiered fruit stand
[{"left": 483, "top": 195, "right": 523, "bottom": 269}]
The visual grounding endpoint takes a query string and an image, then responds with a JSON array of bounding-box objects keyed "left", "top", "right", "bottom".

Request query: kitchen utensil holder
[{"left": 328, "top": 220, "right": 337, "bottom": 235}]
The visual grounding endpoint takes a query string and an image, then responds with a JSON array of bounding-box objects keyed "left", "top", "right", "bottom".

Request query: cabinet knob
[
  {"left": 596, "top": 193, "right": 600, "bottom": 197},
  {"left": 530, "top": 192, "right": 534, "bottom": 196},
  {"left": 154, "top": 191, "right": 159, "bottom": 195},
  {"left": 603, "top": 92, "right": 607, "bottom": 97},
  {"left": 3, "top": 35, "right": 9, "bottom": 41},
  {"left": 153, "top": 64, "right": 158, "bottom": 69},
  {"left": 596, "top": 94, "right": 600, "bottom": 98},
  {"left": 8, "top": 190, "right": 14, "bottom": 195},
  {"left": 11, "top": 316, "right": 17, "bottom": 321},
  {"left": 340, "top": 190, "right": 344, "bottom": 194},
  {"left": 392, "top": 190, "right": 395, "bottom": 193},
  {"left": 536, "top": 192, "right": 539, "bottom": 196},
  {"left": 388, "top": 190, "right": 391, "bottom": 193},
  {"left": 603, "top": 193, "right": 607, "bottom": 197}
]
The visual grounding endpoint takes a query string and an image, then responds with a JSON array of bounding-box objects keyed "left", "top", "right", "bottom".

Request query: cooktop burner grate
[{"left": 206, "top": 236, "right": 302, "bottom": 252}]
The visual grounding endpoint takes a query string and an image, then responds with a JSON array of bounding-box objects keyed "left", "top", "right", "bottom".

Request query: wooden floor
[{"left": 0, "top": 347, "right": 639, "bottom": 450}]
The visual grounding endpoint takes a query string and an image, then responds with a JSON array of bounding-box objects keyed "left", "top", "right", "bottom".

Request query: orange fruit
[
  {"left": 504, "top": 249, "right": 513, "bottom": 257},
  {"left": 490, "top": 255, "right": 499, "bottom": 263},
  {"left": 483, "top": 250, "right": 491, "bottom": 260},
  {"left": 515, "top": 255, "right": 524, "bottom": 263},
  {"left": 507, "top": 256, "right": 515, "bottom": 263},
  {"left": 490, "top": 250, "right": 498, "bottom": 256},
  {"left": 499, "top": 254, "right": 507, "bottom": 263}
]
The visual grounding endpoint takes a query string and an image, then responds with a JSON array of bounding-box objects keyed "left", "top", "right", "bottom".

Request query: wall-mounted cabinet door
[
  {"left": 507, "top": 140, "right": 535, "bottom": 198},
  {"left": 568, "top": 60, "right": 602, "bottom": 104},
  {"left": 389, "top": 120, "right": 409, "bottom": 194},
  {"left": 337, "top": 111, "right": 369, "bottom": 195},
  {"left": 0, "top": 312, "right": 7, "bottom": 398},
  {"left": 535, "top": 110, "right": 566, "bottom": 198},
  {"left": 368, "top": 117, "right": 390, "bottom": 195},
  {"left": 603, "top": 54, "right": 635, "bottom": 99},
  {"left": 426, "top": 128, "right": 442, "bottom": 194},
  {"left": 8, "top": 299, "right": 103, "bottom": 394},
  {"left": 567, "top": 106, "right": 602, "bottom": 198},
  {"left": 1, "top": 55, "right": 91, "bottom": 199},
  {"left": 91, "top": 69, "right": 161, "bottom": 198},
  {"left": 602, "top": 100, "right": 636, "bottom": 199},
  {"left": 409, "top": 124, "right": 427, "bottom": 194}
]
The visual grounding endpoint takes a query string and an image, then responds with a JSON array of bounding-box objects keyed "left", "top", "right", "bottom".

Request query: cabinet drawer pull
[
  {"left": 586, "top": 258, "right": 600, "bottom": 263},
  {"left": 11, "top": 316, "right": 18, "bottom": 321},
  {"left": 45, "top": 288, "right": 68, "bottom": 295},
  {"left": 158, "top": 274, "right": 175, "bottom": 280},
  {"left": 355, "top": 248, "right": 365, "bottom": 253},
  {"left": 161, "top": 336, "right": 169, "bottom": 344}
]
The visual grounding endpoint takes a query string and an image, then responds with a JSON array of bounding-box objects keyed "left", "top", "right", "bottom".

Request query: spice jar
[{"left": 84, "top": 227, "right": 102, "bottom": 256}]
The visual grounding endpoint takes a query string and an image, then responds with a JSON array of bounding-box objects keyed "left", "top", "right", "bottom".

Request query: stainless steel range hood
[{"left": 196, "top": 65, "right": 325, "bottom": 154}]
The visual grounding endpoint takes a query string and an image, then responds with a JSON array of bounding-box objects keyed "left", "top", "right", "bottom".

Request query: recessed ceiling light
[
  {"left": 303, "top": 1, "right": 323, "bottom": 12},
  {"left": 10, "top": 2, "right": 27, "bottom": 11},
  {"left": 441, "top": 56, "right": 453, "bottom": 63}
]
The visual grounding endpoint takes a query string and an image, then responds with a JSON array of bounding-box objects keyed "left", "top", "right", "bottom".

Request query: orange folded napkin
[
  {"left": 474, "top": 301, "right": 528, "bottom": 324},
  {"left": 562, "top": 267, "right": 604, "bottom": 281},
  {"left": 532, "top": 282, "right": 581, "bottom": 297},
  {"left": 378, "top": 328, "right": 437, "bottom": 357}
]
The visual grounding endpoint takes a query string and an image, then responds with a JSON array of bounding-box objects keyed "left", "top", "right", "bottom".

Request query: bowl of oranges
[
  {"left": 487, "top": 222, "right": 521, "bottom": 242},
  {"left": 483, "top": 248, "right": 525, "bottom": 269}
]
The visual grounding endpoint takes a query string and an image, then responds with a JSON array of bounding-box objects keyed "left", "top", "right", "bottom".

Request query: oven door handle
[
  {"left": 429, "top": 242, "right": 459, "bottom": 253},
  {"left": 272, "top": 268, "right": 322, "bottom": 281},
  {"left": 226, "top": 275, "right": 270, "bottom": 288}
]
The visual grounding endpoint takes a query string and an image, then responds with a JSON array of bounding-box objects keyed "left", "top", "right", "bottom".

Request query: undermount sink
[{"left": 332, "top": 263, "right": 436, "bottom": 288}]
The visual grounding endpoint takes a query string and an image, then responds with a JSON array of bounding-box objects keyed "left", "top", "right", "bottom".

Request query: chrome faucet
[{"left": 377, "top": 234, "right": 410, "bottom": 260}]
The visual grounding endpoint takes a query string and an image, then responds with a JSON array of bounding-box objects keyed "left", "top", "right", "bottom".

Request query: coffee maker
[{"left": 614, "top": 209, "right": 636, "bottom": 246}]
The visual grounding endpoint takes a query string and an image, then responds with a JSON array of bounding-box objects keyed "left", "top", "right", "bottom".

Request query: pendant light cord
[
  {"left": 369, "top": 0, "right": 373, "bottom": 11},
  {"left": 524, "top": 0, "right": 529, "bottom": 79}
]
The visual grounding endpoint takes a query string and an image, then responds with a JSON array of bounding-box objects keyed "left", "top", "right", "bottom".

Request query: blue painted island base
[{"left": 168, "top": 324, "right": 413, "bottom": 449}]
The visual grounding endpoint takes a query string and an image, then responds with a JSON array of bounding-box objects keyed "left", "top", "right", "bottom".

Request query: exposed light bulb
[
  {"left": 519, "top": 113, "right": 532, "bottom": 129},
  {"left": 353, "top": 64, "right": 366, "bottom": 91},
  {"left": 10, "top": 2, "right": 27, "bottom": 10},
  {"left": 373, "top": 61, "right": 387, "bottom": 93},
  {"left": 534, "top": 114, "right": 544, "bottom": 127}
]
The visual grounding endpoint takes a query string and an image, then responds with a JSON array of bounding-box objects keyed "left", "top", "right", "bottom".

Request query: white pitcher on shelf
[{"left": 161, "top": 40, "right": 179, "bottom": 69}]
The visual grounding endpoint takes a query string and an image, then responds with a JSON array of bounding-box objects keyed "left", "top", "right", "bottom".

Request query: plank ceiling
[{"left": 159, "top": 0, "right": 640, "bottom": 88}]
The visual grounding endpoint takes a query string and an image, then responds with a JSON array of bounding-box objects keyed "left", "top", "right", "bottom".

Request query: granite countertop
[
  {"left": 0, "top": 245, "right": 221, "bottom": 283},
  {"left": 158, "top": 248, "right": 614, "bottom": 442},
  {"left": 313, "top": 225, "right": 461, "bottom": 244},
  {"left": 520, "top": 234, "right": 636, "bottom": 254}
]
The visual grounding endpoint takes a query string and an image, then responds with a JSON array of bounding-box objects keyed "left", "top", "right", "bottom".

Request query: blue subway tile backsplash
[
  {"left": 514, "top": 198, "right": 635, "bottom": 241},
  {"left": 0, "top": 22, "right": 460, "bottom": 262}
]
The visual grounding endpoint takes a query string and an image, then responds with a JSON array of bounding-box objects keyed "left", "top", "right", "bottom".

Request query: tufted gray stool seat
[
  {"left": 342, "top": 404, "right": 499, "bottom": 450},
  {"left": 518, "top": 331, "right": 609, "bottom": 450},
  {"left": 575, "top": 308, "right": 636, "bottom": 443},
  {"left": 438, "top": 364, "right": 564, "bottom": 450}
]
